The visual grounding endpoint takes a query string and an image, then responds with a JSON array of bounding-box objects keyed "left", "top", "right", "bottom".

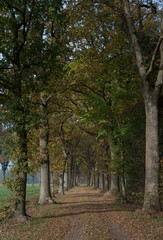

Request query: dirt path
[
  {"left": 0, "top": 185, "right": 162, "bottom": 240},
  {"left": 62, "top": 186, "right": 131, "bottom": 240}
]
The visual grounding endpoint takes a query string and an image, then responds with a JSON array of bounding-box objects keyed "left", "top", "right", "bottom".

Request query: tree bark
[
  {"left": 13, "top": 172, "right": 27, "bottom": 217},
  {"left": 143, "top": 99, "right": 160, "bottom": 209},
  {"left": 51, "top": 172, "right": 55, "bottom": 197},
  {"left": 39, "top": 162, "right": 52, "bottom": 204},
  {"left": 68, "top": 165, "right": 71, "bottom": 189},
  {"left": 70, "top": 158, "right": 75, "bottom": 188},
  {"left": 62, "top": 169, "right": 65, "bottom": 194},
  {"left": 120, "top": 176, "right": 127, "bottom": 200},
  {"left": 99, "top": 171, "right": 104, "bottom": 191},
  {"left": 104, "top": 173, "right": 109, "bottom": 192},
  {"left": 95, "top": 171, "right": 99, "bottom": 188},
  {"left": 90, "top": 171, "right": 94, "bottom": 186},
  {"left": 38, "top": 93, "right": 53, "bottom": 205},
  {"left": 64, "top": 171, "right": 68, "bottom": 190},
  {"left": 58, "top": 174, "right": 64, "bottom": 194},
  {"left": 39, "top": 169, "right": 41, "bottom": 188},
  {"left": 120, "top": 153, "right": 127, "bottom": 200},
  {"left": 76, "top": 172, "right": 79, "bottom": 186},
  {"left": 93, "top": 168, "right": 96, "bottom": 187},
  {"left": 109, "top": 172, "right": 119, "bottom": 197},
  {"left": 11, "top": 128, "right": 28, "bottom": 218},
  {"left": 73, "top": 165, "right": 77, "bottom": 186}
]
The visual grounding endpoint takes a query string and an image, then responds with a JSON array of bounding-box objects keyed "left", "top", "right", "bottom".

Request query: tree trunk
[
  {"left": 87, "top": 171, "right": 91, "bottom": 186},
  {"left": 143, "top": 99, "right": 160, "bottom": 210},
  {"left": 11, "top": 128, "right": 28, "bottom": 218},
  {"left": 58, "top": 174, "right": 64, "bottom": 194},
  {"left": 120, "top": 153, "right": 127, "bottom": 200},
  {"left": 90, "top": 172, "right": 93, "bottom": 186},
  {"left": 93, "top": 169, "right": 96, "bottom": 187},
  {"left": 73, "top": 165, "right": 77, "bottom": 186},
  {"left": 39, "top": 169, "right": 41, "bottom": 188},
  {"left": 67, "top": 170, "right": 70, "bottom": 190},
  {"left": 62, "top": 170, "right": 65, "bottom": 195},
  {"left": 76, "top": 174, "right": 79, "bottom": 186},
  {"left": 71, "top": 159, "right": 75, "bottom": 188},
  {"left": 61, "top": 145, "right": 68, "bottom": 193},
  {"left": 13, "top": 172, "right": 27, "bottom": 217},
  {"left": 99, "top": 172, "right": 104, "bottom": 191},
  {"left": 95, "top": 171, "right": 99, "bottom": 188},
  {"left": 51, "top": 172, "right": 55, "bottom": 197},
  {"left": 38, "top": 93, "right": 53, "bottom": 205},
  {"left": 120, "top": 176, "right": 127, "bottom": 201},
  {"left": 68, "top": 166, "right": 71, "bottom": 189},
  {"left": 39, "top": 162, "right": 52, "bottom": 204},
  {"left": 104, "top": 173, "right": 109, "bottom": 192},
  {"left": 64, "top": 171, "right": 68, "bottom": 190},
  {"left": 109, "top": 140, "right": 119, "bottom": 197},
  {"left": 109, "top": 172, "right": 119, "bottom": 197}
]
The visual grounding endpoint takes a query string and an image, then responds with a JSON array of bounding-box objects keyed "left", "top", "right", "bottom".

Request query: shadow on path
[{"left": 37, "top": 186, "right": 132, "bottom": 240}]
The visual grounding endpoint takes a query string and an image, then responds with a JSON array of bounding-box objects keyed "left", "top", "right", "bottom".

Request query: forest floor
[{"left": 0, "top": 185, "right": 163, "bottom": 240}]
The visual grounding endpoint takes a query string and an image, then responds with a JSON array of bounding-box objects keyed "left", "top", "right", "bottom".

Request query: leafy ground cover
[{"left": 0, "top": 186, "right": 162, "bottom": 240}]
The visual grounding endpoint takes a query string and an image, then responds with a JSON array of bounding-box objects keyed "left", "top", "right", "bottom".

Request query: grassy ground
[
  {"left": 0, "top": 184, "right": 58, "bottom": 220},
  {"left": 0, "top": 184, "right": 40, "bottom": 206},
  {"left": 0, "top": 184, "right": 40, "bottom": 219}
]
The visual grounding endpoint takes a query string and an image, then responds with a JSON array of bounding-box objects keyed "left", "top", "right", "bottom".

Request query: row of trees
[{"left": 0, "top": 0, "right": 162, "bottom": 219}]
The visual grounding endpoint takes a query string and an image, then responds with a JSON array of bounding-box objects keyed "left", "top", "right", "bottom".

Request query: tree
[
  {"left": 0, "top": 0, "right": 65, "bottom": 217},
  {"left": 122, "top": 0, "right": 163, "bottom": 211},
  {"left": 0, "top": 0, "right": 44, "bottom": 218},
  {"left": 38, "top": 92, "right": 53, "bottom": 204}
]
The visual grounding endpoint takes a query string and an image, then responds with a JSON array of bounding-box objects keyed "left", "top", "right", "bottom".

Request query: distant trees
[
  {"left": 0, "top": 155, "right": 9, "bottom": 186},
  {"left": 0, "top": 125, "right": 10, "bottom": 186}
]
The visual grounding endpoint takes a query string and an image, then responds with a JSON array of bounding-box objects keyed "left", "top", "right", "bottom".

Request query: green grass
[
  {"left": 0, "top": 184, "right": 58, "bottom": 205},
  {"left": 26, "top": 185, "right": 40, "bottom": 201},
  {"left": 0, "top": 186, "right": 14, "bottom": 205},
  {"left": 0, "top": 185, "right": 40, "bottom": 207}
]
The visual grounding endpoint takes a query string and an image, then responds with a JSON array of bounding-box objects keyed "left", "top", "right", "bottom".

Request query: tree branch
[
  {"left": 3, "top": 0, "right": 24, "bottom": 15},
  {"left": 122, "top": 0, "right": 147, "bottom": 84},
  {"left": 146, "top": 36, "right": 163, "bottom": 78}
]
